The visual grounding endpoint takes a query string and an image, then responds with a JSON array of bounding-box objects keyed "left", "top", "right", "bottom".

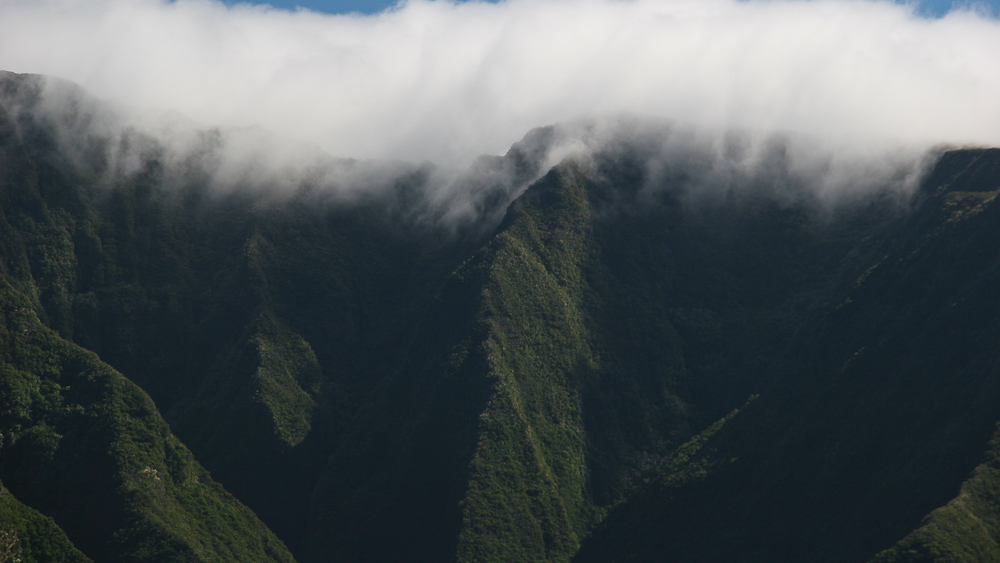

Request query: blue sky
[{"left": 224, "top": 0, "right": 999, "bottom": 17}]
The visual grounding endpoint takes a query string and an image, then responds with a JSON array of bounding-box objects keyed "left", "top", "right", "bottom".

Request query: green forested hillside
[
  {"left": 0, "top": 280, "right": 295, "bottom": 563},
  {"left": 0, "top": 76, "right": 295, "bottom": 562},
  {"left": 0, "top": 478, "right": 90, "bottom": 563},
  {"left": 3, "top": 70, "right": 1000, "bottom": 563},
  {"left": 302, "top": 134, "right": 918, "bottom": 561},
  {"left": 574, "top": 148, "right": 1000, "bottom": 563}
]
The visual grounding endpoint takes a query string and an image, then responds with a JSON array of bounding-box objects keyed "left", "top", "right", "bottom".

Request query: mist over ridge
[
  {"left": 6, "top": 19, "right": 1000, "bottom": 561},
  {"left": 1, "top": 0, "right": 998, "bottom": 168},
  {"left": 0, "top": 69, "right": 936, "bottom": 237}
]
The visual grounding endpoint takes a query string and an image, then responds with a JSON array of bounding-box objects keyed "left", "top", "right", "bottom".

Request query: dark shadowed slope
[
  {"left": 1, "top": 84, "right": 294, "bottom": 563},
  {"left": 6, "top": 69, "right": 1000, "bottom": 563},
  {"left": 574, "top": 148, "right": 1000, "bottom": 563},
  {"left": 303, "top": 134, "right": 913, "bottom": 561},
  {"left": 0, "top": 478, "right": 90, "bottom": 563},
  {"left": 0, "top": 280, "right": 296, "bottom": 563}
]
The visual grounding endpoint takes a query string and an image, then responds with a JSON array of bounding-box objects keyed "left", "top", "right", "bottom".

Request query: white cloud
[{"left": 0, "top": 0, "right": 998, "bottom": 167}]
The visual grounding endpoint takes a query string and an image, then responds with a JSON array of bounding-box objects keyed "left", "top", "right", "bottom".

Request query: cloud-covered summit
[{"left": 1, "top": 0, "right": 998, "bottom": 167}]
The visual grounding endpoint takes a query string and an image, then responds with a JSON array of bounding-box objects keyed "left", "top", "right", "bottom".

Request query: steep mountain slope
[
  {"left": 0, "top": 280, "right": 295, "bottom": 563},
  {"left": 0, "top": 70, "right": 569, "bottom": 559},
  {"left": 574, "top": 148, "right": 1000, "bottom": 563},
  {"left": 4, "top": 69, "right": 1000, "bottom": 563},
  {"left": 0, "top": 478, "right": 90, "bottom": 563},
  {"left": 302, "top": 136, "right": 912, "bottom": 561},
  {"left": 0, "top": 82, "right": 295, "bottom": 563}
]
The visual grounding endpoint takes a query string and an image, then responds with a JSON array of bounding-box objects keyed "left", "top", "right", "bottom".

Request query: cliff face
[
  {"left": 575, "top": 148, "right": 1000, "bottom": 563},
  {"left": 2, "top": 70, "right": 1000, "bottom": 563},
  {"left": 0, "top": 82, "right": 296, "bottom": 563}
]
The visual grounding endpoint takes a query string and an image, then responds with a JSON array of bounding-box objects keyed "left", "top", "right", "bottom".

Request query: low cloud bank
[
  {"left": 1, "top": 0, "right": 998, "bottom": 167},
  {"left": 0, "top": 70, "right": 945, "bottom": 235}
]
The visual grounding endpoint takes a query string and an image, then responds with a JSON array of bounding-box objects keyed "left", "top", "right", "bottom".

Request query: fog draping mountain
[
  {"left": 2, "top": 70, "right": 1000, "bottom": 563},
  {"left": 3, "top": 0, "right": 1000, "bottom": 165}
]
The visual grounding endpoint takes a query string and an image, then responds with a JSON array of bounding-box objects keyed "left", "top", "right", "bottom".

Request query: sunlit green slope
[{"left": 0, "top": 478, "right": 90, "bottom": 563}]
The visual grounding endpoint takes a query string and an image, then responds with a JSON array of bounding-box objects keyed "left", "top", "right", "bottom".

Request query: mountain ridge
[{"left": 3, "top": 70, "right": 1000, "bottom": 563}]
